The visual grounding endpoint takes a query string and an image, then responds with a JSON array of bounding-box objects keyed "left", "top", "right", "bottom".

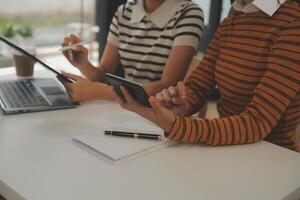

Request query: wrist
[
  {"left": 165, "top": 115, "right": 179, "bottom": 136},
  {"left": 80, "top": 62, "right": 100, "bottom": 81},
  {"left": 93, "top": 84, "right": 116, "bottom": 101},
  {"left": 80, "top": 61, "right": 93, "bottom": 72}
]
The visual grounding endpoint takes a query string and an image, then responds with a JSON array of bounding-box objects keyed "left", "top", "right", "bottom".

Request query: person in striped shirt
[
  {"left": 116, "top": 0, "right": 300, "bottom": 151},
  {"left": 59, "top": 0, "right": 204, "bottom": 102}
]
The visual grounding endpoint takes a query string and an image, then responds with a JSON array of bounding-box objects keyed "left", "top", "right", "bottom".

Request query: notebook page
[{"left": 73, "top": 131, "right": 169, "bottom": 161}]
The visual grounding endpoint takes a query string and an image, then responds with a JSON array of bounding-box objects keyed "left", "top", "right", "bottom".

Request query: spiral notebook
[{"left": 73, "top": 130, "right": 174, "bottom": 163}]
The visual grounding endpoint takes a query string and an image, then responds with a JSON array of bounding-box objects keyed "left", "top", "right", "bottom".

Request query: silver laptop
[{"left": 0, "top": 36, "right": 78, "bottom": 114}]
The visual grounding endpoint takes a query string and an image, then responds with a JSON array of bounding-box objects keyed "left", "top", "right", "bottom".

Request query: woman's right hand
[
  {"left": 61, "top": 34, "right": 91, "bottom": 71},
  {"left": 155, "top": 81, "right": 190, "bottom": 116}
]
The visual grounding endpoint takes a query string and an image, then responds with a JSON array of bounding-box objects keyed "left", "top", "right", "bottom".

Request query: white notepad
[{"left": 73, "top": 131, "right": 174, "bottom": 162}]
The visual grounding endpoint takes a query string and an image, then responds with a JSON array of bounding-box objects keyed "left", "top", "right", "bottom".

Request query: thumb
[
  {"left": 57, "top": 75, "right": 70, "bottom": 87},
  {"left": 62, "top": 72, "right": 83, "bottom": 82}
]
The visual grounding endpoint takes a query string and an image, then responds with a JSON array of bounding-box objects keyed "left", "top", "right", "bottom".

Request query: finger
[
  {"left": 168, "top": 86, "right": 178, "bottom": 97},
  {"left": 62, "top": 72, "right": 83, "bottom": 81},
  {"left": 69, "top": 34, "right": 81, "bottom": 44},
  {"left": 120, "top": 86, "right": 134, "bottom": 103},
  {"left": 161, "top": 89, "right": 172, "bottom": 108},
  {"left": 67, "top": 35, "right": 78, "bottom": 61},
  {"left": 150, "top": 96, "right": 176, "bottom": 131},
  {"left": 113, "top": 89, "right": 127, "bottom": 107},
  {"left": 178, "top": 81, "right": 186, "bottom": 99},
  {"left": 57, "top": 74, "right": 65, "bottom": 83},
  {"left": 61, "top": 41, "right": 68, "bottom": 47},
  {"left": 61, "top": 45, "right": 70, "bottom": 58},
  {"left": 57, "top": 75, "right": 71, "bottom": 88},
  {"left": 68, "top": 50, "right": 74, "bottom": 61},
  {"left": 72, "top": 45, "right": 88, "bottom": 53},
  {"left": 61, "top": 38, "right": 70, "bottom": 59},
  {"left": 155, "top": 93, "right": 167, "bottom": 107},
  {"left": 172, "top": 97, "right": 184, "bottom": 105},
  {"left": 62, "top": 50, "right": 69, "bottom": 59},
  {"left": 149, "top": 96, "right": 170, "bottom": 116},
  {"left": 63, "top": 37, "right": 70, "bottom": 45}
]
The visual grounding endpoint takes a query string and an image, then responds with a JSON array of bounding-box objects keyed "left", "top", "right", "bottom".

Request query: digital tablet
[
  {"left": 0, "top": 35, "right": 73, "bottom": 83},
  {"left": 104, "top": 73, "right": 150, "bottom": 107}
]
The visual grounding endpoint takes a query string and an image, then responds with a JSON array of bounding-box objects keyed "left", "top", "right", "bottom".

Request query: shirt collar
[
  {"left": 131, "top": 0, "right": 184, "bottom": 28},
  {"left": 233, "top": 0, "right": 286, "bottom": 16}
]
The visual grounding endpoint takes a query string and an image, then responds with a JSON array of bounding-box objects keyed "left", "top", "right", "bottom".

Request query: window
[
  {"left": 221, "top": 0, "right": 232, "bottom": 21},
  {"left": 193, "top": 0, "right": 232, "bottom": 52},
  {"left": 193, "top": 0, "right": 231, "bottom": 24},
  {"left": 0, "top": 0, "right": 99, "bottom": 67},
  {"left": 0, "top": 0, "right": 96, "bottom": 47},
  {"left": 193, "top": 0, "right": 211, "bottom": 25}
]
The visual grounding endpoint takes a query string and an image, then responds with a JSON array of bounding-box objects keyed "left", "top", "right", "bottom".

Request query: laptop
[{"left": 0, "top": 36, "right": 79, "bottom": 114}]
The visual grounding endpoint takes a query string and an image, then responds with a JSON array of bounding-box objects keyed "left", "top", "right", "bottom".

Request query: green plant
[
  {"left": 16, "top": 25, "right": 33, "bottom": 38},
  {"left": 0, "top": 24, "right": 33, "bottom": 38},
  {"left": 1, "top": 24, "right": 17, "bottom": 38}
]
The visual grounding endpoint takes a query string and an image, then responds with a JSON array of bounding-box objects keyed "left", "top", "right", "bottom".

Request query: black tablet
[
  {"left": 0, "top": 35, "right": 73, "bottom": 83},
  {"left": 104, "top": 73, "right": 150, "bottom": 107}
]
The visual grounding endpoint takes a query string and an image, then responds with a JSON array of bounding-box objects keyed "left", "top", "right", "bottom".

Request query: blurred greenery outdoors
[
  {"left": 0, "top": 14, "right": 93, "bottom": 33},
  {"left": 0, "top": 14, "right": 93, "bottom": 68}
]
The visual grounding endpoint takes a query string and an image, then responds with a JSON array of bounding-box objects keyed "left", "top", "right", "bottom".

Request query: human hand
[
  {"left": 114, "top": 86, "right": 176, "bottom": 132},
  {"left": 58, "top": 72, "right": 98, "bottom": 102},
  {"left": 61, "top": 34, "right": 91, "bottom": 71},
  {"left": 155, "top": 81, "right": 190, "bottom": 116}
]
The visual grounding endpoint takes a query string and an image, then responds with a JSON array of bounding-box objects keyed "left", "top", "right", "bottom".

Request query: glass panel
[
  {"left": 0, "top": 0, "right": 96, "bottom": 47},
  {"left": 193, "top": 0, "right": 232, "bottom": 24},
  {"left": 193, "top": 0, "right": 211, "bottom": 25},
  {"left": 221, "top": 0, "right": 232, "bottom": 21}
]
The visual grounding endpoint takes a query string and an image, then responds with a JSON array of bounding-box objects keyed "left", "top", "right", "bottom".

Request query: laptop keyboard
[{"left": 0, "top": 80, "right": 50, "bottom": 108}]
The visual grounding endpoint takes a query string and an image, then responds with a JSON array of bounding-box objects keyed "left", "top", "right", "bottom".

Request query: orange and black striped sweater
[{"left": 167, "top": 1, "right": 300, "bottom": 151}]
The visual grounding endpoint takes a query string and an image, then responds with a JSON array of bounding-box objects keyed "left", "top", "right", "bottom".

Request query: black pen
[{"left": 104, "top": 130, "right": 162, "bottom": 140}]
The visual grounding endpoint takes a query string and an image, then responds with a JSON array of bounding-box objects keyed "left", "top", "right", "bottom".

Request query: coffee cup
[{"left": 13, "top": 54, "right": 35, "bottom": 77}]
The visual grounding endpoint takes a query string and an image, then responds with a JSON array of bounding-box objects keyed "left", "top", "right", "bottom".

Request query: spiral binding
[{"left": 114, "top": 140, "right": 177, "bottom": 164}]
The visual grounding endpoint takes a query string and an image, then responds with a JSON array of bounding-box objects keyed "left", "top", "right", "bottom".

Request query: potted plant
[
  {"left": 1, "top": 24, "right": 17, "bottom": 38},
  {"left": 0, "top": 24, "right": 36, "bottom": 76},
  {"left": 0, "top": 24, "right": 17, "bottom": 56}
]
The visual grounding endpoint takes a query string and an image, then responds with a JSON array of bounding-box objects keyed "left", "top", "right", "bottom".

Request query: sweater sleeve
[
  {"left": 183, "top": 25, "right": 221, "bottom": 115},
  {"left": 167, "top": 19, "right": 300, "bottom": 145}
]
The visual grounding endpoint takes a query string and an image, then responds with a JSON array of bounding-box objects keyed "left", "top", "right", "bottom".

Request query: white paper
[{"left": 73, "top": 131, "right": 169, "bottom": 162}]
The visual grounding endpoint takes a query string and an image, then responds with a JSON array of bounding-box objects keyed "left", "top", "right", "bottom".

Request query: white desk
[{"left": 0, "top": 61, "right": 300, "bottom": 200}]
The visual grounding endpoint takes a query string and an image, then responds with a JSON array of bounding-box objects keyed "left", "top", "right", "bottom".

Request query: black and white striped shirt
[{"left": 107, "top": 0, "right": 204, "bottom": 83}]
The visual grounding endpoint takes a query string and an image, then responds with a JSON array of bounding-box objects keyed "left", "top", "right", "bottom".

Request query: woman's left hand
[{"left": 115, "top": 86, "right": 176, "bottom": 132}]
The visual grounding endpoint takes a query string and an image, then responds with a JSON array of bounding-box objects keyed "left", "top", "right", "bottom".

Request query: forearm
[
  {"left": 184, "top": 86, "right": 210, "bottom": 116},
  {"left": 166, "top": 113, "right": 269, "bottom": 145},
  {"left": 90, "top": 83, "right": 117, "bottom": 101},
  {"left": 144, "top": 81, "right": 174, "bottom": 96},
  {"left": 80, "top": 63, "right": 104, "bottom": 82}
]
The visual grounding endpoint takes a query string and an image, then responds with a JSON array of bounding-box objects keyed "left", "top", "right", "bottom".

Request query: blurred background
[
  {"left": 0, "top": 0, "right": 232, "bottom": 68},
  {"left": 0, "top": 0, "right": 96, "bottom": 46}
]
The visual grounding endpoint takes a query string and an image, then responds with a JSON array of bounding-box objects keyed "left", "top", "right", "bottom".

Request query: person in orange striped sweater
[{"left": 115, "top": 0, "right": 300, "bottom": 151}]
